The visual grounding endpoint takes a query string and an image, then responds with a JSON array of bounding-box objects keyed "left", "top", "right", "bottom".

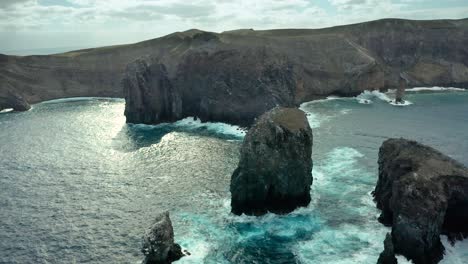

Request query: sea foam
[
  {"left": 39, "top": 97, "right": 124, "bottom": 104},
  {"left": 406, "top": 87, "right": 466, "bottom": 92},
  {"left": 173, "top": 117, "right": 246, "bottom": 138},
  {"left": 0, "top": 108, "right": 13, "bottom": 113},
  {"left": 300, "top": 100, "right": 351, "bottom": 129},
  {"left": 129, "top": 117, "right": 246, "bottom": 139},
  {"left": 296, "top": 146, "right": 388, "bottom": 264},
  {"left": 357, "top": 90, "right": 413, "bottom": 106}
]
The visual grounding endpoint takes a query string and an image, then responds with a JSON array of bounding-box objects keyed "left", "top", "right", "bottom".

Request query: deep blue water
[{"left": 0, "top": 91, "right": 467, "bottom": 264}]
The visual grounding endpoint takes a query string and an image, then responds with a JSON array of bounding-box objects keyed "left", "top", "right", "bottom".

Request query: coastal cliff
[{"left": 1, "top": 18, "right": 468, "bottom": 117}]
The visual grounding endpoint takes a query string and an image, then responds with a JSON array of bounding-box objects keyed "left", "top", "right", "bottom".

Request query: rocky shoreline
[{"left": 2, "top": 18, "right": 468, "bottom": 119}]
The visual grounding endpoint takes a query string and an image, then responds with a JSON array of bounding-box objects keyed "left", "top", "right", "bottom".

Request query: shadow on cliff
[{"left": 112, "top": 121, "right": 245, "bottom": 151}]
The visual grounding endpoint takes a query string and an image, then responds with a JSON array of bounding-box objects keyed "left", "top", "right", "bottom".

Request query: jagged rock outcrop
[
  {"left": 0, "top": 89, "right": 30, "bottom": 111},
  {"left": 394, "top": 75, "right": 407, "bottom": 104},
  {"left": 123, "top": 48, "right": 296, "bottom": 126},
  {"left": 1, "top": 18, "right": 467, "bottom": 115},
  {"left": 142, "top": 212, "right": 185, "bottom": 264},
  {"left": 230, "top": 107, "right": 313, "bottom": 215},
  {"left": 123, "top": 60, "right": 182, "bottom": 124},
  {"left": 377, "top": 233, "right": 398, "bottom": 264},
  {"left": 373, "top": 138, "right": 468, "bottom": 264}
]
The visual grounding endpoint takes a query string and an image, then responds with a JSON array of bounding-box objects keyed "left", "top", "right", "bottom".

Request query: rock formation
[
  {"left": 377, "top": 233, "right": 397, "bottom": 264},
  {"left": 1, "top": 18, "right": 468, "bottom": 118},
  {"left": 395, "top": 74, "right": 407, "bottom": 104},
  {"left": 123, "top": 48, "right": 296, "bottom": 126},
  {"left": 230, "top": 107, "right": 313, "bottom": 215},
  {"left": 373, "top": 138, "right": 468, "bottom": 264},
  {"left": 142, "top": 212, "right": 185, "bottom": 264},
  {"left": 123, "top": 60, "right": 182, "bottom": 124}
]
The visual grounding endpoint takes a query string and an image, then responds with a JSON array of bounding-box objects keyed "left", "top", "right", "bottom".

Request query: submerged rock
[
  {"left": 230, "top": 107, "right": 313, "bottom": 216},
  {"left": 142, "top": 212, "right": 185, "bottom": 264},
  {"left": 374, "top": 138, "right": 468, "bottom": 264}
]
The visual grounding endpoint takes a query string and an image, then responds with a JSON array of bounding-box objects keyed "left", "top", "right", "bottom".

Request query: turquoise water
[{"left": 0, "top": 91, "right": 467, "bottom": 263}]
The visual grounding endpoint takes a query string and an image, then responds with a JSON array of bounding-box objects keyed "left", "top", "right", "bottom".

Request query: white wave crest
[
  {"left": 40, "top": 97, "right": 123, "bottom": 104},
  {"left": 357, "top": 90, "right": 413, "bottom": 106},
  {"left": 0, "top": 108, "right": 13, "bottom": 113},
  {"left": 356, "top": 90, "right": 392, "bottom": 103},
  {"left": 389, "top": 100, "right": 413, "bottom": 106},
  {"left": 358, "top": 98, "right": 373, "bottom": 104},
  {"left": 406, "top": 87, "right": 466, "bottom": 92},
  {"left": 129, "top": 117, "right": 246, "bottom": 138},
  {"left": 300, "top": 99, "right": 352, "bottom": 129},
  {"left": 173, "top": 117, "right": 246, "bottom": 137}
]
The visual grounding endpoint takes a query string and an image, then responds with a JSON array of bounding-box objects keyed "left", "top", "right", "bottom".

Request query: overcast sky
[{"left": 1, "top": 0, "right": 468, "bottom": 53}]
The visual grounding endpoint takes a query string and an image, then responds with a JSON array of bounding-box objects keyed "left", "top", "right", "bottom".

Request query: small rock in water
[{"left": 142, "top": 211, "right": 185, "bottom": 264}]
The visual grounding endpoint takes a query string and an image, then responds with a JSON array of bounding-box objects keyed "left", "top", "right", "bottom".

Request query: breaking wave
[
  {"left": 129, "top": 117, "right": 246, "bottom": 139},
  {"left": 406, "top": 87, "right": 466, "bottom": 92},
  {"left": 357, "top": 90, "right": 412, "bottom": 106},
  {"left": 0, "top": 108, "right": 13, "bottom": 113},
  {"left": 39, "top": 97, "right": 124, "bottom": 104}
]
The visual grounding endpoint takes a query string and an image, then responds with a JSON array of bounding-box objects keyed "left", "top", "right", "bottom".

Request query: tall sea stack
[
  {"left": 230, "top": 107, "right": 313, "bottom": 216},
  {"left": 395, "top": 74, "right": 407, "bottom": 104}
]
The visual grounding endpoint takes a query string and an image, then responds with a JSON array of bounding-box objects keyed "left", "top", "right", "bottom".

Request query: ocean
[{"left": 0, "top": 89, "right": 467, "bottom": 263}]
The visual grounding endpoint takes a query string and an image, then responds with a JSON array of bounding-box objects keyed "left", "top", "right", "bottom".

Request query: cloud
[
  {"left": 0, "top": 0, "right": 467, "bottom": 51},
  {"left": 0, "top": 0, "right": 34, "bottom": 9},
  {"left": 329, "top": 0, "right": 394, "bottom": 12}
]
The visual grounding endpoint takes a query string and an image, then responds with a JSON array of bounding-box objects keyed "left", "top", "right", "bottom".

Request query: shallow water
[{"left": 0, "top": 91, "right": 467, "bottom": 263}]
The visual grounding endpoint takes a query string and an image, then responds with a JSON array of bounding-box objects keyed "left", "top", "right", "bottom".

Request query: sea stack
[
  {"left": 230, "top": 107, "right": 313, "bottom": 216},
  {"left": 395, "top": 74, "right": 407, "bottom": 104},
  {"left": 142, "top": 212, "right": 185, "bottom": 264},
  {"left": 374, "top": 138, "right": 468, "bottom": 264}
]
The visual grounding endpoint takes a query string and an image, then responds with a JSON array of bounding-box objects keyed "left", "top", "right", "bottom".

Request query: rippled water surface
[{"left": 1, "top": 91, "right": 467, "bottom": 263}]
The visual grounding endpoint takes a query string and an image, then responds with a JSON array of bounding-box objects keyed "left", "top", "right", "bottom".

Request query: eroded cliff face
[
  {"left": 374, "top": 138, "right": 468, "bottom": 264},
  {"left": 1, "top": 18, "right": 468, "bottom": 115},
  {"left": 123, "top": 47, "right": 297, "bottom": 126},
  {"left": 123, "top": 60, "right": 182, "bottom": 124}
]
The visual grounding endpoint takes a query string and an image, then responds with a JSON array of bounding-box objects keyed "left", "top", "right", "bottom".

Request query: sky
[{"left": 1, "top": 0, "right": 468, "bottom": 54}]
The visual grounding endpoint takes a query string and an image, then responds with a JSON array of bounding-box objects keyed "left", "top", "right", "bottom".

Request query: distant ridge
[{"left": 1, "top": 17, "right": 467, "bottom": 115}]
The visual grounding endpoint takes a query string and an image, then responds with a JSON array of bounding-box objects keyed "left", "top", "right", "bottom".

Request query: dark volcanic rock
[
  {"left": 374, "top": 138, "right": 468, "bottom": 264},
  {"left": 124, "top": 48, "right": 296, "bottom": 126},
  {"left": 377, "top": 233, "right": 397, "bottom": 264},
  {"left": 230, "top": 107, "right": 313, "bottom": 215},
  {"left": 123, "top": 59, "right": 182, "bottom": 124},
  {"left": 0, "top": 90, "right": 31, "bottom": 111},
  {"left": 2, "top": 19, "right": 467, "bottom": 114},
  {"left": 395, "top": 75, "right": 407, "bottom": 104},
  {"left": 142, "top": 212, "right": 185, "bottom": 264}
]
